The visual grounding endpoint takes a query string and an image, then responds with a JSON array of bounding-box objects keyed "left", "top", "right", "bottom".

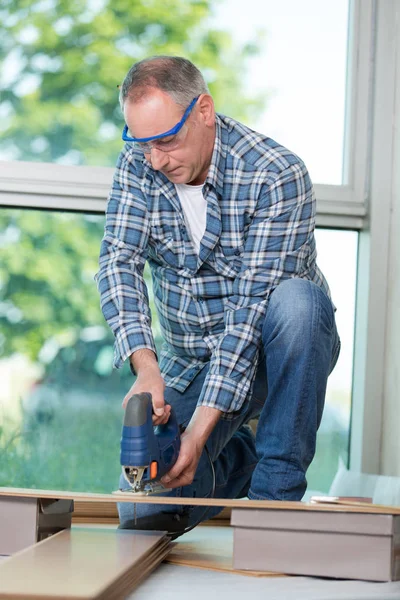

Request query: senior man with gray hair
[{"left": 96, "top": 55, "right": 340, "bottom": 534}]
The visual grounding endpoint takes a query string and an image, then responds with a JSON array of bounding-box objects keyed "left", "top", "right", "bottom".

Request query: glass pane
[
  {"left": 0, "top": 208, "right": 357, "bottom": 494},
  {"left": 0, "top": 209, "right": 124, "bottom": 492},
  {"left": 0, "top": 0, "right": 349, "bottom": 184},
  {"left": 306, "top": 228, "right": 358, "bottom": 492},
  {"left": 209, "top": 0, "right": 350, "bottom": 184}
]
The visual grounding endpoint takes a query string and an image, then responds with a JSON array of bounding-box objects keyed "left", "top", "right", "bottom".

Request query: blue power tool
[{"left": 119, "top": 392, "right": 181, "bottom": 495}]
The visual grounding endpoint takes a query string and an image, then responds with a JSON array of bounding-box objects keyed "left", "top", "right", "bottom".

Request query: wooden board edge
[{"left": 2, "top": 487, "right": 400, "bottom": 515}]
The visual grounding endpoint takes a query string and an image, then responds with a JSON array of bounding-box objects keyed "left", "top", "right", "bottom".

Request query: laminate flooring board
[
  {"left": 2, "top": 487, "right": 400, "bottom": 515},
  {"left": 0, "top": 527, "right": 170, "bottom": 599},
  {"left": 166, "top": 525, "right": 283, "bottom": 577}
]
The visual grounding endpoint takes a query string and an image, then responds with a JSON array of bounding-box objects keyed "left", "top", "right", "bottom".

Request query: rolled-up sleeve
[{"left": 95, "top": 151, "right": 156, "bottom": 368}]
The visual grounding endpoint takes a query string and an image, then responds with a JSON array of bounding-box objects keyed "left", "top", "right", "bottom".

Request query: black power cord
[{"left": 167, "top": 443, "right": 216, "bottom": 541}]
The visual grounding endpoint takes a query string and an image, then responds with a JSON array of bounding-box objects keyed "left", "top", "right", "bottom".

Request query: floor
[
  {"left": 129, "top": 564, "right": 400, "bottom": 600},
  {"left": 2, "top": 553, "right": 400, "bottom": 599}
]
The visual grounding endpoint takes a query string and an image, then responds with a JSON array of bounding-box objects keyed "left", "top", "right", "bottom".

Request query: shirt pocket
[
  {"left": 149, "top": 223, "right": 185, "bottom": 269},
  {"left": 215, "top": 232, "right": 244, "bottom": 277}
]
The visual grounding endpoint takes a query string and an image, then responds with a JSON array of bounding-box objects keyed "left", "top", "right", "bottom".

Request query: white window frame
[
  {"left": 350, "top": 0, "right": 396, "bottom": 475},
  {"left": 0, "top": 0, "right": 391, "bottom": 475}
]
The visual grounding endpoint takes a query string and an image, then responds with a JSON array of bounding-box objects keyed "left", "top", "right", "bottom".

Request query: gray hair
[{"left": 119, "top": 56, "right": 209, "bottom": 110}]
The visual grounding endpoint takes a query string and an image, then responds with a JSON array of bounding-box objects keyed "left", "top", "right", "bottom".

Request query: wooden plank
[
  {"left": 72, "top": 516, "right": 120, "bottom": 525},
  {"left": 166, "top": 526, "right": 285, "bottom": 578},
  {"left": 72, "top": 502, "right": 231, "bottom": 520},
  {"left": 73, "top": 501, "right": 118, "bottom": 518},
  {"left": 71, "top": 502, "right": 231, "bottom": 525},
  {"left": 2, "top": 487, "right": 400, "bottom": 515},
  {"left": 0, "top": 528, "right": 170, "bottom": 599}
]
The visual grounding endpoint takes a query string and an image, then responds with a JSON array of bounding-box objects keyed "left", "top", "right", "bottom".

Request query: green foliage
[
  {"left": 0, "top": 403, "right": 123, "bottom": 492},
  {"left": 0, "top": 0, "right": 266, "bottom": 165}
]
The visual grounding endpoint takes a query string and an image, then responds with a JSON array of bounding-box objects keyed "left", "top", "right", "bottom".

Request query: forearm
[
  {"left": 130, "top": 348, "right": 159, "bottom": 375},
  {"left": 185, "top": 405, "right": 222, "bottom": 446},
  {"left": 125, "top": 349, "right": 167, "bottom": 421}
]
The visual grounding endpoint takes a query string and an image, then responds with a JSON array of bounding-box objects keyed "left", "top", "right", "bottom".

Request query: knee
[
  {"left": 263, "top": 279, "right": 332, "bottom": 341},
  {"left": 268, "top": 278, "right": 315, "bottom": 322}
]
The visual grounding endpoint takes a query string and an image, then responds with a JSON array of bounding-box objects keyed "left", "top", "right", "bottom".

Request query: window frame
[{"left": 350, "top": 0, "right": 396, "bottom": 475}]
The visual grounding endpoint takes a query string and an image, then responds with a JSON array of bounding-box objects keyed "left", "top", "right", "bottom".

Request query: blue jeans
[{"left": 118, "top": 278, "right": 341, "bottom": 527}]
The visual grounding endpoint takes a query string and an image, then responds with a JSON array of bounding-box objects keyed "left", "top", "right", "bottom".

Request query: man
[{"left": 96, "top": 55, "right": 340, "bottom": 533}]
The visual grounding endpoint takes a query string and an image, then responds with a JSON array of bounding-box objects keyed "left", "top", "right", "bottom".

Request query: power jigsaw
[{"left": 118, "top": 392, "right": 181, "bottom": 495}]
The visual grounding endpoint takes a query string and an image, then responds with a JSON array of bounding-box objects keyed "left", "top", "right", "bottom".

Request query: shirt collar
[{"left": 205, "top": 114, "right": 226, "bottom": 196}]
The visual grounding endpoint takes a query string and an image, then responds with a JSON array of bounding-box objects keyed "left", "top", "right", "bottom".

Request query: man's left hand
[
  {"left": 160, "top": 405, "right": 222, "bottom": 489},
  {"left": 160, "top": 430, "right": 204, "bottom": 489}
]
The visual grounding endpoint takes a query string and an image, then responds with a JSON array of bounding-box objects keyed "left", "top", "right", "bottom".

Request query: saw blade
[{"left": 112, "top": 489, "right": 148, "bottom": 496}]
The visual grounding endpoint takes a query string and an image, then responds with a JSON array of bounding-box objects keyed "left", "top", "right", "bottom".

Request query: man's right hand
[{"left": 123, "top": 349, "right": 171, "bottom": 426}]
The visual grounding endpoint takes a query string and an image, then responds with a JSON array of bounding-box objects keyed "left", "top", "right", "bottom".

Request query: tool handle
[
  {"left": 123, "top": 392, "right": 152, "bottom": 428},
  {"left": 120, "top": 393, "right": 180, "bottom": 478}
]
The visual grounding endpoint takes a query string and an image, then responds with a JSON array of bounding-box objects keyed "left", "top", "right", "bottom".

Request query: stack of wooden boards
[
  {"left": 232, "top": 505, "right": 400, "bottom": 581},
  {"left": 0, "top": 527, "right": 170, "bottom": 600}
]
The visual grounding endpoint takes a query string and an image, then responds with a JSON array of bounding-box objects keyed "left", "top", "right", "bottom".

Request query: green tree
[
  {"left": 0, "top": 210, "right": 105, "bottom": 359},
  {"left": 0, "top": 0, "right": 265, "bottom": 166}
]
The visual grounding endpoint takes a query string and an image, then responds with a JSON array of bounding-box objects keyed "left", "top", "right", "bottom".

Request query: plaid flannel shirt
[{"left": 96, "top": 114, "right": 331, "bottom": 416}]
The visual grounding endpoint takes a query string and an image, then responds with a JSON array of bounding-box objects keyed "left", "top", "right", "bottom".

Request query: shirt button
[
  {"left": 234, "top": 248, "right": 241, "bottom": 256},
  {"left": 198, "top": 297, "right": 204, "bottom": 302}
]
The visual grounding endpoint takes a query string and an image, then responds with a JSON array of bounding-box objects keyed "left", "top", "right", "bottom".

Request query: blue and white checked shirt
[{"left": 96, "top": 114, "right": 331, "bottom": 416}]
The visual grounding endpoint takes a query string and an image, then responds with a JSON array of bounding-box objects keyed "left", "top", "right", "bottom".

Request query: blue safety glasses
[{"left": 122, "top": 96, "right": 199, "bottom": 152}]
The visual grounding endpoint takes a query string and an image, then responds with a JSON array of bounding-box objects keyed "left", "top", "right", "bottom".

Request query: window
[{"left": 0, "top": 0, "right": 375, "bottom": 494}]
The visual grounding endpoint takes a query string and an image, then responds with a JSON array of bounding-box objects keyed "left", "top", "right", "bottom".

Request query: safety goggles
[{"left": 122, "top": 96, "right": 199, "bottom": 154}]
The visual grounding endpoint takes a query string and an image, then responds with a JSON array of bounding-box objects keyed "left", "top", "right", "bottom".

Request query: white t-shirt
[{"left": 174, "top": 183, "right": 207, "bottom": 254}]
